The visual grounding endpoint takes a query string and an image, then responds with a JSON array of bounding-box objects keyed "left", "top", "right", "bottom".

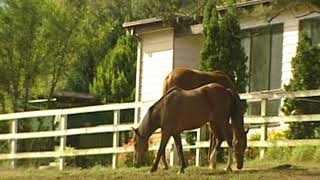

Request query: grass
[
  {"left": 1, "top": 146, "right": 320, "bottom": 179},
  {"left": 0, "top": 160, "right": 319, "bottom": 180}
]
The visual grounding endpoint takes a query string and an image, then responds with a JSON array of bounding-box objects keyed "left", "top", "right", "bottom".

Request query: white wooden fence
[{"left": 0, "top": 89, "right": 320, "bottom": 170}]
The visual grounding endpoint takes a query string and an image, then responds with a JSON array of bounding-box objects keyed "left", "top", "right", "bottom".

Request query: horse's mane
[{"left": 148, "top": 87, "right": 181, "bottom": 112}]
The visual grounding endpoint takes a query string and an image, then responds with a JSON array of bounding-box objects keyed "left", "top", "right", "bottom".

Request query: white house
[{"left": 123, "top": 0, "right": 320, "bottom": 121}]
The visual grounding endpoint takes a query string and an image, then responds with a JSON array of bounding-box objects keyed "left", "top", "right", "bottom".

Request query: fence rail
[{"left": 0, "top": 89, "right": 320, "bottom": 170}]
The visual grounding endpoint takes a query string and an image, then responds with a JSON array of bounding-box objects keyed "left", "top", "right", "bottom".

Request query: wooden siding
[
  {"left": 138, "top": 29, "right": 174, "bottom": 120},
  {"left": 281, "top": 18, "right": 299, "bottom": 86},
  {"left": 174, "top": 35, "right": 202, "bottom": 68}
]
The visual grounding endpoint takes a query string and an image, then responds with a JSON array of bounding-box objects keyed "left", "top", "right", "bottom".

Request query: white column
[{"left": 134, "top": 41, "right": 142, "bottom": 125}]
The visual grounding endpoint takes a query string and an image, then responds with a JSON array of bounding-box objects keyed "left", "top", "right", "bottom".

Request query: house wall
[
  {"left": 174, "top": 35, "right": 202, "bottom": 69},
  {"left": 138, "top": 28, "right": 174, "bottom": 119}
]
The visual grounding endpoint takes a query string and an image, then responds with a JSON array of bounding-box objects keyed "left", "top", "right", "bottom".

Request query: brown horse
[
  {"left": 162, "top": 67, "right": 247, "bottom": 170},
  {"left": 132, "top": 83, "right": 245, "bottom": 173}
]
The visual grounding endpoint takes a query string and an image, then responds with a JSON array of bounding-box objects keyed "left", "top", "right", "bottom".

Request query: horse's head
[
  {"left": 131, "top": 128, "right": 148, "bottom": 168},
  {"left": 234, "top": 128, "right": 249, "bottom": 169}
]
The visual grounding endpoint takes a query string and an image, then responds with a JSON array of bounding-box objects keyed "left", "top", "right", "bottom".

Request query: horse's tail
[{"left": 227, "top": 89, "right": 244, "bottom": 128}]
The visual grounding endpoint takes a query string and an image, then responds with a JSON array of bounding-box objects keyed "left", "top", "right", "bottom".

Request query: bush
[
  {"left": 268, "top": 130, "right": 288, "bottom": 141},
  {"left": 281, "top": 33, "right": 320, "bottom": 139}
]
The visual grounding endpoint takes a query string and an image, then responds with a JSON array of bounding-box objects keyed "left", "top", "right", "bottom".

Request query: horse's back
[
  {"left": 163, "top": 67, "right": 237, "bottom": 95},
  {"left": 161, "top": 83, "right": 232, "bottom": 133}
]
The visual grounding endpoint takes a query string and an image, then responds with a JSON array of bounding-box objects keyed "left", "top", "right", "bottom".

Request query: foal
[{"left": 132, "top": 83, "right": 237, "bottom": 173}]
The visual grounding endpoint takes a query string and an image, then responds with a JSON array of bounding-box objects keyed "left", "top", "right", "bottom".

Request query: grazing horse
[
  {"left": 132, "top": 83, "right": 245, "bottom": 173},
  {"left": 162, "top": 67, "right": 247, "bottom": 170}
]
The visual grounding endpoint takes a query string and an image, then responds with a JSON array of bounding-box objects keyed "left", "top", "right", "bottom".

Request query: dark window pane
[
  {"left": 300, "top": 17, "right": 320, "bottom": 46},
  {"left": 270, "top": 24, "right": 283, "bottom": 90},
  {"left": 250, "top": 29, "right": 270, "bottom": 92}
]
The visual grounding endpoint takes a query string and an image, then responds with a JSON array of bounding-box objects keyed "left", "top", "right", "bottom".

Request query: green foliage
[
  {"left": 90, "top": 36, "right": 137, "bottom": 103},
  {"left": 281, "top": 33, "right": 320, "bottom": 139},
  {"left": 118, "top": 152, "right": 155, "bottom": 167},
  {"left": 291, "top": 146, "right": 316, "bottom": 162},
  {"left": 132, "top": 0, "right": 207, "bottom": 20},
  {"left": 200, "top": 0, "right": 248, "bottom": 92},
  {"left": 200, "top": 0, "right": 220, "bottom": 71},
  {"left": 314, "top": 146, "right": 320, "bottom": 162},
  {"left": 249, "top": 131, "right": 261, "bottom": 141},
  {"left": 263, "top": 147, "right": 292, "bottom": 161},
  {"left": 260, "top": 145, "right": 320, "bottom": 162}
]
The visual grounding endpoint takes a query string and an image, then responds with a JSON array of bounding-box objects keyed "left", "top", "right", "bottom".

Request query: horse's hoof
[
  {"left": 224, "top": 167, "right": 232, "bottom": 172},
  {"left": 177, "top": 169, "right": 185, "bottom": 174},
  {"left": 149, "top": 168, "right": 157, "bottom": 173},
  {"left": 210, "top": 164, "right": 217, "bottom": 170}
]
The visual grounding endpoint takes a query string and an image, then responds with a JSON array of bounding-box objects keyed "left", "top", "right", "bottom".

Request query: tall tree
[
  {"left": 201, "top": 0, "right": 248, "bottom": 92},
  {"left": 219, "top": 0, "right": 248, "bottom": 92},
  {"left": 90, "top": 35, "right": 137, "bottom": 103},
  {"left": 200, "top": 0, "right": 220, "bottom": 71},
  {"left": 0, "top": 0, "right": 48, "bottom": 112}
]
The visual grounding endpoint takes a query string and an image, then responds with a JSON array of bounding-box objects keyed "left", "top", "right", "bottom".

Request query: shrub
[
  {"left": 281, "top": 33, "right": 320, "bottom": 139},
  {"left": 268, "top": 130, "right": 288, "bottom": 141}
]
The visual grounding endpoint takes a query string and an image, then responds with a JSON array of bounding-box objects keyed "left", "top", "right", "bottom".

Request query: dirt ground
[{"left": 0, "top": 161, "right": 319, "bottom": 180}]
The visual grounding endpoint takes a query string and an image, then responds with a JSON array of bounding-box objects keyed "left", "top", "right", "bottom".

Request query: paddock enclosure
[{"left": 0, "top": 89, "right": 320, "bottom": 171}]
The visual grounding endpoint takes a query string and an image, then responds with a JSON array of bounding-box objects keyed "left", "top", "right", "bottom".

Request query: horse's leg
[
  {"left": 150, "top": 133, "right": 170, "bottom": 173},
  {"left": 173, "top": 134, "right": 187, "bottom": 174},
  {"left": 208, "top": 123, "right": 222, "bottom": 170},
  {"left": 161, "top": 152, "right": 169, "bottom": 170},
  {"left": 209, "top": 137, "right": 223, "bottom": 170},
  {"left": 224, "top": 125, "right": 233, "bottom": 172}
]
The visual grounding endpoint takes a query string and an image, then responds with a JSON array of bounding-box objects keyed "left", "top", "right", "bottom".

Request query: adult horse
[
  {"left": 132, "top": 83, "right": 246, "bottom": 174},
  {"left": 162, "top": 67, "right": 247, "bottom": 169}
]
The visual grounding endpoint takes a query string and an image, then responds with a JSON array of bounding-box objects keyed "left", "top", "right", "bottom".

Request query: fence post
[
  {"left": 169, "top": 141, "right": 175, "bottom": 166},
  {"left": 260, "top": 98, "right": 268, "bottom": 159},
  {"left": 195, "top": 128, "right": 201, "bottom": 167},
  {"left": 10, "top": 119, "right": 18, "bottom": 169},
  {"left": 112, "top": 110, "right": 120, "bottom": 169},
  {"left": 59, "top": 115, "right": 67, "bottom": 170}
]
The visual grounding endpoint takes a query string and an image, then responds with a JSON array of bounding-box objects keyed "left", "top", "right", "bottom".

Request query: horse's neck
[{"left": 138, "top": 110, "right": 160, "bottom": 139}]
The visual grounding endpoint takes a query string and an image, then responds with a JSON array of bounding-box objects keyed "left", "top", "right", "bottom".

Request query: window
[
  {"left": 241, "top": 24, "right": 284, "bottom": 115},
  {"left": 300, "top": 16, "right": 320, "bottom": 46}
]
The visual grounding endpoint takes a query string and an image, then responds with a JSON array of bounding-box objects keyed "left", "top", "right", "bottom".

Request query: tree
[
  {"left": 281, "top": 33, "right": 320, "bottom": 139},
  {"left": 219, "top": 0, "right": 248, "bottom": 92},
  {"left": 0, "top": 0, "right": 49, "bottom": 112},
  {"left": 90, "top": 35, "right": 137, "bottom": 103},
  {"left": 200, "top": 0, "right": 221, "bottom": 71},
  {"left": 65, "top": 0, "right": 131, "bottom": 93},
  {"left": 201, "top": 0, "right": 248, "bottom": 92}
]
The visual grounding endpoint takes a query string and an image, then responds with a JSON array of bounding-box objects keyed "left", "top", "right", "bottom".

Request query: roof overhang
[{"left": 123, "top": 0, "right": 272, "bottom": 36}]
